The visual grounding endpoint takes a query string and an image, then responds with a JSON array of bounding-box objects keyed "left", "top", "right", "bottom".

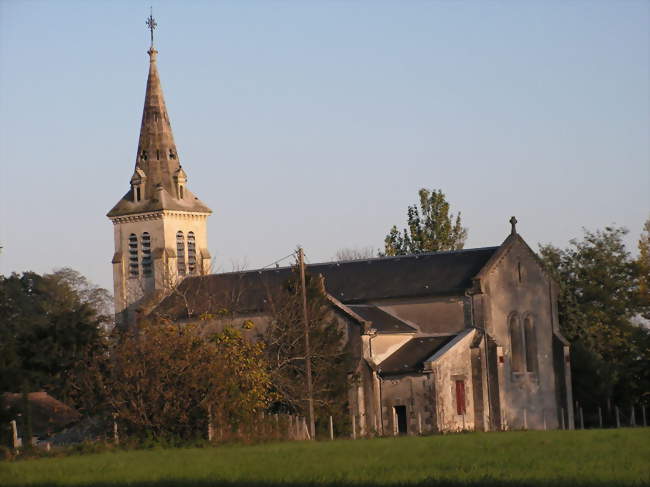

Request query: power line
[{"left": 260, "top": 251, "right": 296, "bottom": 270}]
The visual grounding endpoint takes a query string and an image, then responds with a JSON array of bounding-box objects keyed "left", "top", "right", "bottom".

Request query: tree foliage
[
  {"left": 383, "top": 188, "right": 467, "bottom": 256},
  {"left": 637, "top": 216, "right": 650, "bottom": 320},
  {"left": 104, "top": 319, "right": 271, "bottom": 440},
  {"left": 0, "top": 270, "right": 109, "bottom": 411},
  {"left": 539, "top": 225, "right": 650, "bottom": 407},
  {"left": 262, "top": 265, "right": 354, "bottom": 433},
  {"left": 334, "top": 246, "right": 376, "bottom": 262}
]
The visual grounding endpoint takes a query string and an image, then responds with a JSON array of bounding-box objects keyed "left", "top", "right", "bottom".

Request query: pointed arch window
[
  {"left": 141, "top": 233, "right": 152, "bottom": 277},
  {"left": 176, "top": 231, "right": 186, "bottom": 275},
  {"left": 128, "top": 234, "right": 139, "bottom": 278},
  {"left": 187, "top": 232, "right": 196, "bottom": 274},
  {"left": 509, "top": 314, "right": 525, "bottom": 373},
  {"left": 524, "top": 315, "right": 537, "bottom": 373}
]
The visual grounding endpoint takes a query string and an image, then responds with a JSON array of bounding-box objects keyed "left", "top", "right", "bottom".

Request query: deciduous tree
[
  {"left": 262, "top": 265, "right": 353, "bottom": 435},
  {"left": 540, "top": 226, "right": 650, "bottom": 407},
  {"left": 383, "top": 188, "right": 467, "bottom": 256},
  {"left": 0, "top": 271, "right": 108, "bottom": 411},
  {"left": 105, "top": 319, "right": 270, "bottom": 440}
]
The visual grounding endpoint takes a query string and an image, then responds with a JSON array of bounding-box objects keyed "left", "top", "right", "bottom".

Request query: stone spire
[
  {"left": 135, "top": 46, "right": 180, "bottom": 198},
  {"left": 107, "top": 39, "right": 211, "bottom": 218}
]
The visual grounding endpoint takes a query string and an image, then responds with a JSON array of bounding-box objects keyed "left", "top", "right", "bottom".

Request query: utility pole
[{"left": 298, "top": 247, "right": 316, "bottom": 439}]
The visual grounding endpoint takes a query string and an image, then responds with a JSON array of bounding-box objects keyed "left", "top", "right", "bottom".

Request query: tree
[
  {"left": 334, "top": 246, "right": 375, "bottom": 261},
  {"left": 0, "top": 270, "right": 109, "bottom": 412},
  {"left": 539, "top": 226, "right": 650, "bottom": 407},
  {"left": 104, "top": 319, "right": 270, "bottom": 441},
  {"left": 383, "top": 188, "right": 467, "bottom": 256},
  {"left": 262, "top": 264, "right": 353, "bottom": 435},
  {"left": 637, "top": 216, "right": 650, "bottom": 321}
]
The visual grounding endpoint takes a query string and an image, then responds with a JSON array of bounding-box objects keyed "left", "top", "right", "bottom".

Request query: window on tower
[
  {"left": 128, "top": 234, "right": 139, "bottom": 278},
  {"left": 176, "top": 231, "right": 186, "bottom": 275},
  {"left": 187, "top": 232, "right": 197, "bottom": 274},
  {"left": 141, "top": 232, "right": 152, "bottom": 277}
]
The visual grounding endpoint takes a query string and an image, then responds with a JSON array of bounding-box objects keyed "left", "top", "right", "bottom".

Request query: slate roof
[
  {"left": 346, "top": 305, "right": 416, "bottom": 333},
  {"left": 378, "top": 335, "right": 457, "bottom": 375},
  {"left": 154, "top": 246, "right": 499, "bottom": 319}
]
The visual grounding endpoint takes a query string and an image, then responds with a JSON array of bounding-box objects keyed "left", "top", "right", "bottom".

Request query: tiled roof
[{"left": 2, "top": 392, "right": 81, "bottom": 438}]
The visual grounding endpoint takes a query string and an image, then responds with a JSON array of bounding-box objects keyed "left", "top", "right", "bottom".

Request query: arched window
[
  {"left": 509, "top": 314, "right": 524, "bottom": 373},
  {"left": 176, "top": 231, "right": 186, "bottom": 275},
  {"left": 187, "top": 232, "right": 196, "bottom": 274},
  {"left": 128, "top": 234, "right": 139, "bottom": 278},
  {"left": 524, "top": 315, "right": 537, "bottom": 373},
  {"left": 141, "top": 233, "right": 152, "bottom": 277}
]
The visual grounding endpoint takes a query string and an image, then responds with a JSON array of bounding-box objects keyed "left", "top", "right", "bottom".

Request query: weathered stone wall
[
  {"left": 378, "top": 374, "right": 435, "bottom": 435},
  {"left": 428, "top": 330, "right": 478, "bottom": 432},
  {"left": 111, "top": 211, "right": 209, "bottom": 325},
  {"left": 481, "top": 239, "right": 560, "bottom": 430}
]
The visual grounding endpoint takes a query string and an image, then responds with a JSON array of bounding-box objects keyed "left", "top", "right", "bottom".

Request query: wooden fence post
[
  {"left": 207, "top": 406, "right": 213, "bottom": 442},
  {"left": 112, "top": 413, "right": 119, "bottom": 445},
  {"left": 579, "top": 408, "right": 584, "bottom": 429},
  {"left": 630, "top": 406, "right": 636, "bottom": 427},
  {"left": 642, "top": 406, "right": 647, "bottom": 428},
  {"left": 329, "top": 416, "right": 334, "bottom": 441},
  {"left": 560, "top": 408, "right": 565, "bottom": 430},
  {"left": 615, "top": 406, "right": 620, "bottom": 428},
  {"left": 598, "top": 407, "right": 603, "bottom": 429},
  {"left": 352, "top": 415, "right": 357, "bottom": 440},
  {"left": 418, "top": 412, "right": 422, "bottom": 435},
  {"left": 523, "top": 408, "right": 528, "bottom": 430},
  {"left": 10, "top": 420, "right": 18, "bottom": 449}
]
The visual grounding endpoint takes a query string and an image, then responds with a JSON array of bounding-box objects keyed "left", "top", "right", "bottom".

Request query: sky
[{"left": 0, "top": 0, "right": 648, "bottom": 293}]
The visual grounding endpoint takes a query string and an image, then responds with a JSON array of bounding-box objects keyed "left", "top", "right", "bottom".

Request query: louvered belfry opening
[
  {"left": 176, "top": 231, "right": 186, "bottom": 275},
  {"left": 141, "top": 232, "right": 152, "bottom": 277},
  {"left": 187, "top": 232, "right": 196, "bottom": 274},
  {"left": 128, "top": 234, "right": 139, "bottom": 277}
]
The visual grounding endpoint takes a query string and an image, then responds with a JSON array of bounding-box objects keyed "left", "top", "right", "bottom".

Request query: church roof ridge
[{"left": 204, "top": 245, "right": 501, "bottom": 278}]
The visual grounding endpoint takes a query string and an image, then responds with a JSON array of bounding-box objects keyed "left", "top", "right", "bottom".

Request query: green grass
[{"left": 1, "top": 429, "right": 649, "bottom": 487}]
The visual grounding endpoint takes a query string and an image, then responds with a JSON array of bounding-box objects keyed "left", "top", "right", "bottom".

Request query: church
[{"left": 107, "top": 31, "right": 574, "bottom": 435}]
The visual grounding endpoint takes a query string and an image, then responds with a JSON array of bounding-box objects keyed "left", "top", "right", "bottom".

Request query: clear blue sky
[{"left": 1, "top": 1, "right": 648, "bottom": 292}]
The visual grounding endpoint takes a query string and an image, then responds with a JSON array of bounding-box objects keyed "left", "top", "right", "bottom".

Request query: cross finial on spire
[
  {"left": 146, "top": 8, "right": 157, "bottom": 49},
  {"left": 510, "top": 216, "right": 518, "bottom": 235}
]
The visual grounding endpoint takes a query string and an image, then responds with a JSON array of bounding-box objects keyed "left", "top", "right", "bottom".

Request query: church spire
[{"left": 107, "top": 14, "right": 211, "bottom": 218}]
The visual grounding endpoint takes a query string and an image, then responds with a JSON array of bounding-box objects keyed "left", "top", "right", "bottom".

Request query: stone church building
[{"left": 108, "top": 38, "right": 574, "bottom": 435}]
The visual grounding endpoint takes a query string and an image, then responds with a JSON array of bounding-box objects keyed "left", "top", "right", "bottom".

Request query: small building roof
[
  {"left": 2, "top": 392, "right": 81, "bottom": 438},
  {"left": 378, "top": 335, "right": 457, "bottom": 375}
]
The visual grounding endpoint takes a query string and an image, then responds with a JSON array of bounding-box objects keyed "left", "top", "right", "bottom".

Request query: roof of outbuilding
[
  {"left": 378, "top": 335, "right": 457, "bottom": 375},
  {"left": 346, "top": 305, "right": 416, "bottom": 333},
  {"left": 2, "top": 392, "right": 81, "bottom": 438},
  {"left": 154, "top": 246, "right": 499, "bottom": 319}
]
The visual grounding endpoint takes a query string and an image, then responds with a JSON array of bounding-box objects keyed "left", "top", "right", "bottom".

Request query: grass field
[{"left": 1, "top": 429, "right": 648, "bottom": 487}]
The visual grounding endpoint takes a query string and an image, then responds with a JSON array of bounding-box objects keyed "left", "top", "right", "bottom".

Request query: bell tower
[{"left": 107, "top": 14, "right": 212, "bottom": 326}]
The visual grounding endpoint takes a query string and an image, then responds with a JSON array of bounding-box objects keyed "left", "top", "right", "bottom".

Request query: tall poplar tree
[{"left": 383, "top": 188, "right": 467, "bottom": 256}]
